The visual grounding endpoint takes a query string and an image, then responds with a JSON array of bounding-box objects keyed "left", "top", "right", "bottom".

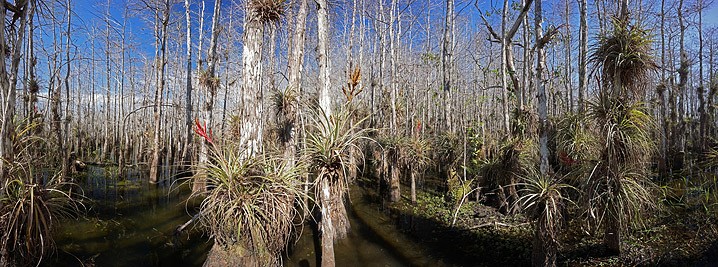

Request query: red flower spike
[{"left": 194, "top": 118, "right": 214, "bottom": 144}]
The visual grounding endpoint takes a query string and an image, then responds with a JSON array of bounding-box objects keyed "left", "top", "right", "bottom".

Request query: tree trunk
[
  {"left": 535, "top": 0, "right": 550, "bottom": 175},
  {"left": 389, "top": 161, "right": 401, "bottom": 202},
  {"left": 697, "top": 0, "right": 706, "bottom": 152},
  {"left": 195, "top": 0, "right": 222, "bottom": 192},
  {"left": 319, "top": 176, "right": 336, "bottom": 267},
  {"left": 532, "top": 219, "right": 557, "bottom": 267},
  {"left": 102, "top": 0, "right": 112, "bottom": 162},
  {"left": 604, "top": 213, "right": 621, "bottom": 255},
  {"left": 203, "top": 244, "right": 263, "bottom": 267},
  {"left": 182, "top": 0, "right": 193, "bottom": 171},
  {"left": 658, "top": 0, "right": 668, "bottom": 174},
  {"left": 411, "top": 168, "right": 417, "bottom": 204},
  {"left": 676, "top": 0, "right": 688, "bottom": 161},
  {"left": 149, "top": 0, "right": 171, "bottom": 184},
  {"left": 62, "top": 0, "right": 73, "bottom": 178},
  {"left": 285, "top": 0, "right": 309, "bottom": 162},
  {"left": 50, "top": 19, "right": 63, "bottom": 179},
  {"left": 578, "top": 0, "right": 587, "bottom": 113},
  {"left": 442, "top": 0, "right": 454, "bottom": 133},
  {"left": 240, "top": 1, "right": 264, "bottom": 157},
  {"left": 317, "top": 0, "right": 332, "bottom": 117}
]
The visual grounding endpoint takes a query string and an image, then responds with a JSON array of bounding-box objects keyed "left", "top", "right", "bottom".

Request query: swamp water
[{"left": 45, "top": 167, "right": 450, "bottom": 266}]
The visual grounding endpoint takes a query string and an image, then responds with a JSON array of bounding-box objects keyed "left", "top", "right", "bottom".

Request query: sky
[{"left": 56, "top": 0, "right": 718, "bottom": 69}]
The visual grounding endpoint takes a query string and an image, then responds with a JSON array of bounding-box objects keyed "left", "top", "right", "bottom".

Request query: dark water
[
  {"left": 46, "top": 166, "right": 209, "bottom": 267},
  {"left": 46, "top": 167, "right": 445, "bottom": 267},
  {"left": 285, "top": 187, "right": 455, "bottom": 267}
]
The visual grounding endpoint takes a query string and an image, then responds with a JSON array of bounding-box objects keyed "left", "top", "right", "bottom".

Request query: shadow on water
[
  {"left": 355, "top": 180, "right": 532, "bottom": 267},
  {"left": 44, "top": 166, "right": 210, "bottom": 267},
  {"left": 284, "top": 186, "right": 472, "bottom": 267},
  {"left": 47, "top": 167, "right": 509, "bottom": 267}
]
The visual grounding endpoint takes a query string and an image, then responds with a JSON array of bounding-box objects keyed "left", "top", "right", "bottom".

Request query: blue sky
[{"left": 65, "top": 0, "right": 717, "bottom": 61}]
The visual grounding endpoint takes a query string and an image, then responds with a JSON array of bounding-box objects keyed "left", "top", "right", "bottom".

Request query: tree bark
[
  {"left": 182, "top": 0, "right": 194, "bottom": 171},
  {"left": 535, "top": 0, "right": 550, "bottom": 189},
  {"left": 389, "top": 0, "right": 398, "bottom": 134},
  {"left": 578, "top": 0, "right": 587, "bottom": 113},
  {"left": 604, "top": 213, "right": 621, "bottom": 255},
  {"left": 317, "top": 0, "right": 332, "bottom": 117},
  {"left": 240, "top": 1, "right": 265, "bottom": 157},
  {"left": 195, "top": 0, "right": 222, "bottom": 192},
  {"left": 319, "top": 177, "right": 336, "bottom": 267},
  {"left": 285, "top": 0, "right": 309, "bottom": 162},
  {"left": 500, "top": 0, "right": 509, "bottom": 135},
  {"left": 697, "top": 0, "right": 706, "bottom": 152},
  {"left": 411, "top": 169, "right": 417, "bottom": 204},
  {"left": 149, "top": 0, "right": 171, "bottom": 184},
  {"left": 62, "top": 0, "right": 73, "bottom": 178},
  {"left": 442, "top": 0, "right": 454, "bottom": 133}
]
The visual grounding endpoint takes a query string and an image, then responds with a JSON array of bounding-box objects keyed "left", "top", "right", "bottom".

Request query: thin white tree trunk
[
  {"left": 317, "top": 0, "right": 332, "bottom": 117},
  {"left": 149, "top": 0, "right": 171, "bottom": 183}
]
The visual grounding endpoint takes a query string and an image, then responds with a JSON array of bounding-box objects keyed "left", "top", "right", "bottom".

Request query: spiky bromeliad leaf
[
  {"left": 554, "top": 113, "right": 599, "bottom": 165},
  {"left": 193, "top": 144, "right": 308, "bottom": 263},
  {"left": 588, "top": 99, "right": 656, "bottom": 166},
  {"left": 518, "top": 168, "right": 575, "bottom": 242},
  {"left": 589, "top": 18, "right": 656, "bottom": 98},
  {"left": 305, "top": 104, "right": 373, "bottom": 186},
  {"left": 0, "top": 119, "right": 84, "bottom": 266},
  {"left": 582, "top": 163, "right": 657, "bottom": 232},
  {"left": 0, "top": 172, "right": 84, "bottom": 265}
]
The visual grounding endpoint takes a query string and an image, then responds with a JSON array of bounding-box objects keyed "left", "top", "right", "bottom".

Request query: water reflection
[{"left": 46, "top": 166, "right": 208, "bottom": 267}]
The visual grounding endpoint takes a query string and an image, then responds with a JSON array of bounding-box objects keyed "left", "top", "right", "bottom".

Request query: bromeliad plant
[
  {"left": 400, "top": 137, "right": 432, "bottom": 204},
  {"left": 191, "top": 121, "right": 308, "bottom": 266},
  {"left": 304, "top": 104, "right": 372, "bottom": 266},
  {"left": 518, "top": 168, "right": 575, "bottom": 267},
  {"left": 583, "top": 15, "right": 658, "bottom": 255},
  {"left": 475, "top": 137, "right": 538, "bottom": 214},
  {"left": 0, "top": 120, "right": 83, "bottom": 266}
]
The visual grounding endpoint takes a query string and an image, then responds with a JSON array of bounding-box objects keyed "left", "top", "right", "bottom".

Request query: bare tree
[
  {"left": 195, "top": 0, "right": 222, "bottom": 192},
  {"left": 441, "top": 0, "right": 454, "bottom": 132},
  {"left": 149, "top": 0, "right": 171, "bottom": 183},
  {"left": 181, "top": 0, "right": 193, "bottom": 170},
  {"left": 578, "top": 0, "right": 587, "bottom": 113},
  {"left": 285, "top": 0, "right": 309, "bottom": 161}
]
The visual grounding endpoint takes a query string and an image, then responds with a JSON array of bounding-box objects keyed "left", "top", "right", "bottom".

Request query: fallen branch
[
  {"left": 468, "top": 221, "right": 530, "bottom": 230},
  {"left": 174, "top": 212, "right": 201, "bottom": 235}
]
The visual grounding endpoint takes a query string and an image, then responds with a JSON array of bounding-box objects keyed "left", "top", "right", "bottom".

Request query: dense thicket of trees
[
  {"left": 0, "top": 0, "right": 712, "bottom": 178},
  {"left": 1, "top": 0, "right": 717, "bottom": 266}
]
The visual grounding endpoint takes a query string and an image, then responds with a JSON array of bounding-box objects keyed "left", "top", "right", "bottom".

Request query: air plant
[
  {"left": 249, "top": 0, "right": 286, "bottom": 25},
  {"left": 0, "top": 119, "right": 84, "bottom": 266},
  {"left": 518, "top": 168, "right": 575, "bottom": 267},
  {"left": 475, "top": 137, "right": 537, "bottom": 214},
  {"left": 304, "top": 103, "right": 372, "bottom": 267},
  {"left": 190, "top": 114, "right": 309, "bottom": 265},
  {"left": 198, "top": 68, "right": 220, "bottom": 96},
  {"left": 584, "top": 15, "right": 658, "bottom": 255},
  {"left": 554, "top": 113, "right": 599, "bottom": 168},
  {"left": 590, "top": 17, "right": 656, "bottom": 99},
  {"left": 192, "top": 143, "right": 308, "bottom": 265},
  {"left": 398, "top": 136, "right": 432, "bottom": 204},
  {"left": 0, "top": 173, "right": 83, "bottom": 266},
  {"left": 270, "top": 88, "right": 299, "bottom": 145}
]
